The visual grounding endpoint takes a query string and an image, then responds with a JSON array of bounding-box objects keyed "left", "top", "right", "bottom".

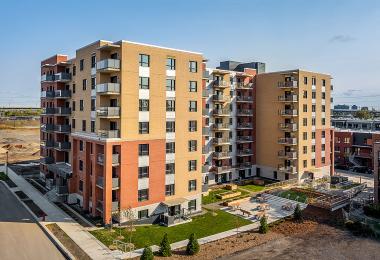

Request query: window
[
  {"left": 304, "top": 77, "right": 308, "bottom": 84},
  {"left": 166, "top": 78, "right": 175, "bottom": 91},
  {"left": 312, "top": 77, "right": 316, "bottom": 85},
  {"left": 166, "top": 58, "right": 175, "bottom": 70},
  {"left": 303, "top": 146, "right": 307, "bottom": 154},
  {"left": 138, "top": 189, "right": 149, "bottom": 201},
  {"left": 79, "top": 180, "right": 83, "bottom": 192},
  {"left": 82, "top": 79, "right": 87, "bottom": 90},
  {"left": 72, "top": 101, "right": 76, "bottom": 111},
  {"left": 322, "top": 131, "right": 326, "bottom": 138},
  {"left": 188, "top": 199, "right": 196, "bottom": 211},
  {"left": 322, "top": 144, "right": 326, "bottom": 151},
  {"left": 79, "top": 100, "right": 84, "bottom": 111},
  {"left": 303, "top": 160, "right": 307, "bottom": 168},
  {"left": 91, "top": 77, "right": 96, "bottom": 90},
  {"left": 79, "top": 140, "right": 84, "bottom": 151},
  {"left": 138, "top": 209, "right": 149, "bottom": 219},
  {"left": 322, "top": 157, "right": 326, "bottom": 164},
  {"left": 138, "top": 122, "right": 149, "bottom": 134},
  {"left": 72, "top": 119, "right": 76, "bottom": 129},
  {"left": 91, "top": 99, "right": 95, "bottom": 111},
  {"left": 303, "top": 90, "right": 307, "bottom": 99},
  {"left": 138, "top": 166, "right": 149, "bottom": 178},
  {"left": 312, "top": 132, "right": 316, "bottom": 139},
  {"left": 312, "top": 118, "right": 316, "bottom": 126},
  {"left": 189, "top": 61, "right": 197, "bottom": 72},
  {"left": 188, "top": 140, "right": 197, "bottom": 152},
  {"left": 312, "top": 145, "right": 316, "bottom": 152},
  {"left": 188, "top": 180, "right": 197, "bottom": 191},
  {"left": 189, "top": 101, "right": 197, "bottom": 112},
  {"left": 139, "top": 54, "right": 150, "bottom": 67},
  {"left": 166, "top": 142, "right": 175, "bottom": 154},
  {"left": 322, "top": 92, "right": 326, "bottom": 99},
  {"left": 303, "top": 132, "right": 308, "bottom": 140},
  {"left": 80, "top": 59, "right": 84, "bottom": 71},
  {"left": 166, "top": 121, "right": 175, "bottom": 133},
  {"left": 139, "top": 99, "right": 149, "bottom": 111},
  {"left": 82, "top": 120, "right": 86, "bottom": 131},
  {"left": 303, "top": 104, "right": 307, "bottom": 112},
  {"left": 311, "top": 159, "right": 316, "bottom": 166},
  {"left": 189, "top": 81, "right": 197, "bottom": 92},
  {"left": 322, "top": 105, "right": 326, "bottom": 112},
  {"left": 303, "top": 118, "right": 308, "bottom": 126},
  {"left": 165, "top": 184, "right": 175, "bottom": 196},
  {"left": 312, "top": 105, "right": 316, "bottom": 112},
  {"left": 312, "top": 91, "right": 316, "bottom": 99},
  {"left": 79, "top": 160, "right": 83, "bottom": 171},
  {"left": 188, "top": 120, "right": 197, "bottom": 132},
  {"left": 166, "top": 163, "right": 175, "bottom": 175},
  {"left": 91, "top": 55, "right": 96, "bottom": 68},
  {"left": 138, "top": 144, "right": 149, "bottom": 156},
  {"left": 188, "top": 160, "right": 197, "bottom": 171},
  {"left": 166, "top": 100, "right": 175, "bottom": 112},
  {"left": 73, "top": 66, "right": 76, "bottom": 76},
  {"left": 139, "top": 77, "right": 150, "bottom": 89},
  {"left": 322, "top": 118, "right": 326, "bottom": 125},
  {"left": 91, "top": 121, "right": 95, "bottom": 133}
]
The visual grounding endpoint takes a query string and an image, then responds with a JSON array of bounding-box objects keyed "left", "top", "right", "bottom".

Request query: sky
[{"left": 0, "top": 0, "right": 379, "bottom": 108}]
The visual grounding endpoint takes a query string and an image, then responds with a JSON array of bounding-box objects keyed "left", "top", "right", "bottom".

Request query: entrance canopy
[{"left": 162, "top": 198, "right": 188, "bottom": 207}]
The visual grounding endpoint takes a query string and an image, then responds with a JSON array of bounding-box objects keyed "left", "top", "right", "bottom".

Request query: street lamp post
[{"left": 5, "top": 151, "right": 8, "bottom": 177}]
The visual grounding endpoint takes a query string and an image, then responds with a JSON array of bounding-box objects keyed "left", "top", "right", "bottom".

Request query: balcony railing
[
  {"left": 98, "top": 129, "right": 120, "bottom": 138},
  {"left": 236, "top": 136, "right": 254, "bottom": 142},
  {"left": 96, "top": 176, "right": 119, "bottom": 189},
  {"left": 236, "top": 96, "right": 253, "bottom": 102},
  {"left": 278, "top": 138, "right": 297, "bottom": 145},
  {"left": 41, "top": 157, "right": 54, "bottom": 164},
  {"left": 278, "top": 95, "right": 298, "bottom": 102},
  {"left": 54, "top": 124, "right": 71, "bottom": 133},
  {"left": 237, "top": 109, "right": 253, "bottom": 116},
  {"left": 202, "top": 90, "right": 209, "bottom": 98},
  {"left": 202, "top": 165, "right": 210, "bottom": 173},
  {"left": 97, "top": 153, "right": 120, "bottom": 165},
  {"left": 55, "top": 107, "right": 71, "bottom": 115},
  {"left": 278, "top": 165, "right": 297, "bottom": 174},
  {"left": 279, "top": 123, "right": 297, "bottom": 131},
  {"left": 212, "top": 95, "right": 230, "bottom": 102},
  {"left": 96, "top": 83, "right": 120, "bottom": 94},
  {"left": 97, "top": 107, "right": 120, "bottom": 117},
  {"left": 96, "top": 59, "right": 121, "bottom": 71},
  {"left": 41, "top": 74, "right": 55, "bottom": 82},
  {"left": 236, "top": 122, "right": 253, "bottom": 129},
  {"left": 42, "top": 107, "right": 56, "bottom": 115},
  {"left": 41, "top": 124, "right": 54, "bottom": 132},
  {"left": 54, "top": 72, "right": 72, "bottom": 82},
  {"left": 212, "top": 80, "right": 228, "bottom": 88},
  {"left": 236, "top": 82, "right": 253, "bottom": 89},
  {"left": 213, "top": 151, "right": 231, "bottom": 159},
  {"left": 54, "top": 90, "right": 71, "bottom": 98},
  {"left": 237, "top": 149, "right": 253, "bottom": 156},
  {"left": 278, "top": 80, "right": 298, "bottom": 89},
  {"left": 236, "top": 162, "right": 252, "bottom": 169},
  {"left": 212, "top": 123, "right": 230, "bottom": 130},
  {"left": 41, "top": 90, "right": 55, "bottom": 98},
  {"left": 96, "top": 200, "right": 119, "bottom": 212},
  {"left": 41, "top": 140, "right": 54, "bottom": 148},
  {"left": 278, "top": 151, "right": 298, "bottom": 159},
  {"left": 213, "top": 137, "right": 231, "bottom": 145},
  {"left": 280, "top": 109, "right": 298, "bottom": 116},
  {"left": 213, "top": 108, "right": 230, "bottom": 116},
  {"left": 54, "top": 142, "right": 71, "bottom": 151},
  {"left": 211, "top": 165, "right": 234, "bottom": 173},
  {"left": 202, "top": 127, "right": 209, "bottom": 136}
]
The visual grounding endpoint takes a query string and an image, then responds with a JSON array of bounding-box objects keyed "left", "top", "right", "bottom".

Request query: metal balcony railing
[
  {"left": 41, "top": 124, "right": 54, "bottom": 132},
  {"left": 97, "top": 153, "right": 120, "bottom": 165},
  {"left": 278, "top": 165, "right": 297, "bottom": 174},
  {"left": 237, "top": 109, "right": 253, "bottom": 116},
  {"left": 98, "top": 130, "right": 120, "bottom": 138},
  {"left": 236, "top": 122, "right": 253, "bottom": 129},
  {"left": 55, "top": 107, "right": 71, "bottom": 115},
  {"left": 213, "top": 137, "right": 231, "bottom": 145},
  {"left": 54, "top": 90, "right": 71, "bottom": 98},
  {"left": 278, "top": 80, "right": 298, "bottom": 88},
  {"left": 212, "top": 123, "right": 230, "bottom": 130},
  {"left": 97, "top": 107, "right": 120, "bottom": 117},
  {"left": 96, "top": 59, "right": 121, "bottom": 71},
  {"left": 213, "top": 108, "right": 230, "bottom": 116},
  {"left": 237, "top": 149, "right": 253, "bottom": 156},
  {"left": 213, "top": 151, "right": 231, "bottom": 159},
  {"left": 54, "top": 142, "right": 71, "bottom": 151},
  {"left": 278, "top": 95, "right": 298, "bottom": 102},
  {"left": 96, "top": 176, "right": 119, "bottom": 189},
  {"left": 212, "top": 80, "right": 228, "bottom": 88},
  {"left": 278, "top": 151, "right": 298, "bottom": 159},
  {"left": 212, "top": 95, "right": 230, "bottom": 102},
  {"left": 54, "top": 124, "right": 71, "bottom": 133},
  {"left": 279, "top": 123, "right": 298, "bottom": 131},
  {"left": 236, "top": 96, "right": 253, "bottom": 102},
  {"left": 96, "top": 83, "right": 120, "bottom": 94},
  {"left": 236, "top": 82, "right": 253, "bottom": 89},
  {"left": 280, "top": 109, "right": 298, "bottom": 116},
  {"left": 54, "top": 72, "right": 72, "bottom": 82},
  {"left": 236, "top": 136, "right": 254, "bottom": 142},
  {"left": 278, "top": 138, "right": 297, "bottom": 145}
]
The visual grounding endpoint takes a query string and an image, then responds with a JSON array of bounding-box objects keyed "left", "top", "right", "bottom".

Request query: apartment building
[
  {"left": 40, "top": 40, "right": 204, "bottom": 225},
  {"left": 374, "top": 142, "right": 380, "bottom": 204},
  {"left": 255, "top": 70, "right": 334, "bottom": 180},
  {"left": 202, "top": 62, "right": 258, "bottom": 185},
  {"left": 332, "top": 118, "right": 380, "bottom": 131}
]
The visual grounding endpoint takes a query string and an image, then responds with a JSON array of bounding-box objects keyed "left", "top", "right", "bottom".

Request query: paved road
[
  {"left": 0, "top": 182, "right": 65, "bottom": 260},
  {"left": 335, "top": 169, "right": 374, "bottom": 187}
]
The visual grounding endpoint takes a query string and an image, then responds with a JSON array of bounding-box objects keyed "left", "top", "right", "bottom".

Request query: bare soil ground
[
  {"left": 0, "top": 128, "right": 40, "bottom": 163},
  {"left": 148, "top": 207, "right": 380, "bottom": 260}
]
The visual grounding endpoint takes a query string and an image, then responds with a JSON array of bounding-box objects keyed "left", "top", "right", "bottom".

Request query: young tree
[
  {"left": 186, "top": 233, "right": 200, "bottom": 255},
  {"left": 140, "top": 246, "right": 154, "bottom": 260},
  {"left": 259, "top": 216, "right": 269, "bottom": 234},
  {"left": 159, "top": 233, "right": 172, "bottom": 257},
  {"left": 293, "top": 204, "right": 303, "bottom": 222}
]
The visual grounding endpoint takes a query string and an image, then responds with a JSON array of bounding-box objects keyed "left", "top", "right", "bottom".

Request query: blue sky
[{"left": 0, "top": 0, "right": 379, "bottom": 108}]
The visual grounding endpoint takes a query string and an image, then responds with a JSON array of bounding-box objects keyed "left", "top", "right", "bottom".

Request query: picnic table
[
  {"left": 238, "top": 208, "right": 252, "bottom": 217},
  {"left": 258, "top": 203, "right": 270, "bottom": 210},
  {"left": 282, "top": 202, "right": 294, "bottom": 211}
]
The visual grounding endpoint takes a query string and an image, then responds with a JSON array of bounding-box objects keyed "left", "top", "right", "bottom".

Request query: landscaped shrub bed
[{"left": 363, "top": 204, "right": 380, "bottom": 219}]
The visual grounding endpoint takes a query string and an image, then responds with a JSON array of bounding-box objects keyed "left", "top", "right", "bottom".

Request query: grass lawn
[
  {"left": 90, "top": 210, "right": 251, "bottom": 249},
  {"left": 0, "top": 172, "right": 9, "bottom": 181},
  {"left": 279, "top": 190, "right": 307, "bottom": 203},
  {"left": 202, "top": 188, "right": 250, "bottom": 205},
  {"left": 239, "top": 184, "right": 265, "bottom": 193}
]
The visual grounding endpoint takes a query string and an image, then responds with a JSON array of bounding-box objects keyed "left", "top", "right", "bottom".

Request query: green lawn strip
[
  {"left": 279, "top": 190, "right": 307, "bottom": 202},
  {"left": 202, "top": 188, "right": 250, "bottom": 205},
  {"left": 90, "top": 210, "right": 251, "bottom": 249},
  {"left": 238, "top": 184, "right": 265, "bottom": 193}
]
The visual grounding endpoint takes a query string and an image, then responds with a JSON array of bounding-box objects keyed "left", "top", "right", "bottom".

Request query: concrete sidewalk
[{"left": 0, "top": 166, "right": 118, "bottom": 260}]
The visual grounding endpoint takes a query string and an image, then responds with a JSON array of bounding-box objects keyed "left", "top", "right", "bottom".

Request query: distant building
[
  {"left": 217, "top": 61, "right": 266, "bottom": 74},
  {"left": 374, "top": 142, "right": 380, "bottom": 204}
]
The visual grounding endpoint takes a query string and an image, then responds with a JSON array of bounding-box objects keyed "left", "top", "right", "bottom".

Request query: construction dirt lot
[
  {"left": 0, "top": 127, "right": 40, "bottom": 164},
  {"left": 150, "top": 207, "right": 380, "bottom": 260}
]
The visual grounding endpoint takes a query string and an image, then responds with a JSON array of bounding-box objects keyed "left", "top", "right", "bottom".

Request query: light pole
[{"left": 5, "top": 151, "right": 8, "bottom": 177}]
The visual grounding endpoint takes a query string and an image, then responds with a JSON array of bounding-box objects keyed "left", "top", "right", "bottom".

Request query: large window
[
  {"left": 79, "top": 100, "right": 84, "bottom": 111},
  {"left": 138, "top": 189, "right": 149, "bottom": 201},
  {"left": 166, "top": 58, "right": 176, "bottom": 70},
  {"left": 166, "top": 163, "right": 175, "bottom": 175},
  {"left": 80, "top": 59, "right": 84, "bottom": 71},
  {"left": 138, "top": 166, "right": 149, "bottom": 178},
  {"left": 139, "top": 99, "right": 149, "bottom": 111},
  {"left": 139, "top": 77, "right": 150, "bottom": 89},
  {"left": 82, "top": 120, "right": 86, "bottom": 131},
  {"left": 188, "top": 120, "right": 197, "bottom": 132},
  {"left": 82, "top": 79, "right": 87, "bottom": 90},
  {"left": 138, "top": 144, "right": 149, "bottom": 156},
  {"left": 166, "top": 121, "right": 175, "bottom": 133},
  {"left": 139, "top": 54, "right": 150, "bottom": 67},
  {"left": 166, "top": 100, "right": 175, "bottom": 112},
  {"left": 139, "top": 122, "right": 149, "bottom": 134},
  {"left": 138, "top": 209, "right": 149, "bottom": 219},
  {"left": 189, "top": 61, "right": 197, "bottom": 73},
  {"left": 91, "top": 77, "right": 96, "bottom": 90},
  {"left": 189, "top": 81, "right": 197, "bottom": 92},
  {"left": 188, "top": 140, "right": 197, "bottom": 152},
  {"left": 165, "top": 184, "right": 175, "bottom": 196},
  {"left": 166, "top": 78, "right": 175, "bottom": 91},
  {"left": 188, "top": 160, "right": 197, "bottom": 171},
  {"left": 188, "top": 199, "right": 196, "bottom": 211},
  {"left": 188, "top": 180, "right": 197, "bottom": 191},
  {"left": 189, "top": 101, "right": 197, "bottom": 112},
  {"left": 91, "top": 55, "right": 96, "bottom": 68},
  {"left": 166, "top": 142, "right": 175, "bottom": 154}
]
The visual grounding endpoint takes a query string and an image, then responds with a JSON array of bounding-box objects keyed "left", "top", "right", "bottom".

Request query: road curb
[{"left": 0, "top": 180, "right": 75, "bottom": 260}]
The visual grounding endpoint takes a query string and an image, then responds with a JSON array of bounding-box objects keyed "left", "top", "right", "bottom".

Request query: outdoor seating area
[{"left": 221, "top": 193, "right": 308, "bottom": 222}]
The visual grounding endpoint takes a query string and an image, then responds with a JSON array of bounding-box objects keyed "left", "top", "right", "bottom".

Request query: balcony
[
  {"left": 202, "top": 109, "right": 210, "bottom": 117},
  {"left": 278, "top": 95, "right": 298, "bottom": 102},
  {"left": 97, "top": 153, "right": 120, "bottom": 166},
  {"left": 41, "top": 140, "right": 54, "bottom": 148},
  {"left": 236, "top": 162, "right": 252, "bottom": 169},
  {"left": 98, "top": 130, "right": 120, "bottom": 138},
  {"left": 278, "top": 138, "right": 297, "bottom": 145},
  {"left": 96, "top": 176, "right": 119, "bottom": 189},
  {"left": 236, "top": 122, "right": 253, "bottom": 129},
  {"left": 213, "top": 108, "right": 230, "bottom": 116},
  {"left": 96, "top": 200, "right": 119, "bottom": 212},
  {"left": 280, "top": 109, "right": 298, "bottom": 117},
  {"left": 213, "top": 151, "right": 231, "bottom": 159},
  {"left": 236, "top": 136, "right": 254, "bottom": 143},
  {"left": 278, "top": 165, "right": 297, "bottom": 174},
  {"left": 54, "top": 142, "right": 71, "bottom": 151},
  {"left": 278, "top": 80, "right": 298, "bottom": 89},
  {"left": 237, "top": 149, "right": 253, "bottom": 156},
  {"left": 279, "top": 123, "right": 297, "bottom": 132},
  {"left": 41, "top": 157, "right": 54, "bottom": 165},
  {"left": 236, "top": 96, "right": 253, "bottom": 102},
  {"left": 202, "top": 165, "right": 210, "bottom": 173},
  {"left": 55, "top": 107, "right": 71, "bottom": 115},
  {"left": 96, "top": 83, "right": 120, "bottom": 95},
  {"left": 237, "top": 109, "right": 253, "bottom": 116},
  {"left": 202, "top": 127, "right": 209, "bottom": 136},
  {"left": 54, "top": 72, "right": 72, "bottom": 82},
  {"left": 41, "top": 123, "right": 54, "bottom": 132},
  {"left": 211, "top": 123, "right": 230, "bottom": 130},
  {"left": 41, "top": 74, "right": 55, "bottom": 82},
  {"left": 42, "top": 107, "right": 56, "bottom": 115},
  {"left": 211, "top": 165, "right": 234, "bottom": 173},
  {"left": 96, "top": 59, "right": 121, "bottom": 72},
  {"left": 97, "top": 107, "right": 120, "bottom": 118},
  {"left": 236, "top": 82, "right": 253, "bottom": 89},
  {"left": 54, "top": 124, "right": 70, "bottom": 133},
  {"left": 212, "top": 80, "right": 228, "bottom": 88},
  {"left": 213, "top": 137, "right": 231, "bottom": 145},
  {"left": 278, "top": 151, "right": 298, "bottom": 159},
  {"left": 202, "top": 90, "right": 209, "bottom": 98},
  {"left": 54, "top": 90, "right": 71, "bottom": 99},
  {"left": 41, "top": 90, "right": 55, "bottom": 99},
  {"left": 212, "top": 95, "right": 230, "bottom": 102}
]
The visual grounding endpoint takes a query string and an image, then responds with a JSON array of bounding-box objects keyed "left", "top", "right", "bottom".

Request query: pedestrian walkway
[{"left": 0, "top": 166, "right": 118, "bottom": 260}]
